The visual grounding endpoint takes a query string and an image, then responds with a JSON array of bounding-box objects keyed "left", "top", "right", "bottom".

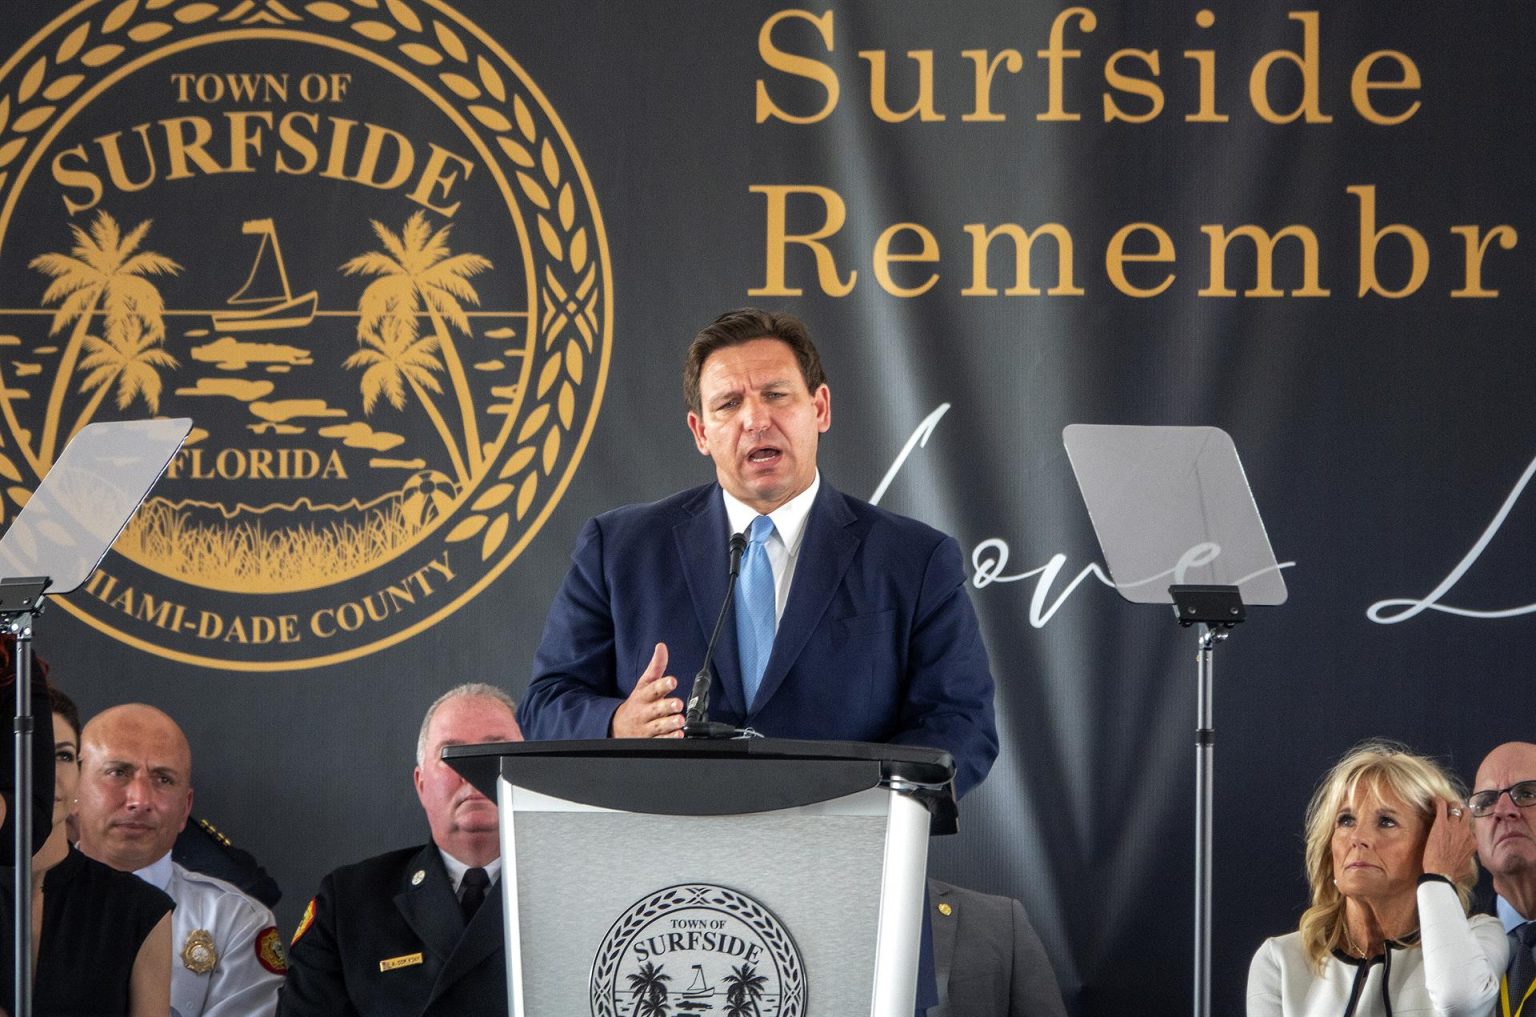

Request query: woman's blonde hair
[{"left": 1296, "top": 739, "right": 1475, "bottom": 969}]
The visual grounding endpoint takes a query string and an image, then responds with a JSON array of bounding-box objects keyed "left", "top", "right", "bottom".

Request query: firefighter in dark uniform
[{"left": 279, "top": 684, "right": 522, "bottom": 1017}]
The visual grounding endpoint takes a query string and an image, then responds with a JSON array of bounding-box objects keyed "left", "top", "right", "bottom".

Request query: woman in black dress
[{"left": 21, "top": 688, "right": 174, "bottom": 1017}]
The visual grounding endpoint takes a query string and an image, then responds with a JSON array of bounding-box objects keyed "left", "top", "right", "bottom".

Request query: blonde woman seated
[{"left": 1247, "top": 740, "right": 1506, "bottom": 1017}]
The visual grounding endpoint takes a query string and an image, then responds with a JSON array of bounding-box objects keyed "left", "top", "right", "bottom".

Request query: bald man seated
[{"left": 76, "top": 704, "right": 286, "bottom": 1017}]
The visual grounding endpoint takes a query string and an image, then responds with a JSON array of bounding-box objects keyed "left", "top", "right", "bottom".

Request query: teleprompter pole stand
[
  {"left": 1169, "top": 584, "right": 1245, "bottom": 1017},
  {"left": 4, "top": 576, "right": 51, "bottom": 1017},
  {"left": 0, "top": 416, "right": 191, "bottom": 1017}
]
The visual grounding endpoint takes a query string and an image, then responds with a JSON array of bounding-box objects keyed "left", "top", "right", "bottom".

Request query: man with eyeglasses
[{"left": 1471, "top": 742, "right": 1536, "bottom": 1017}]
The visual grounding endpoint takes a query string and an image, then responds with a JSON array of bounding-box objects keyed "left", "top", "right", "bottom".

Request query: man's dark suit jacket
[
  {"left": 278, "top": 845, "right": 506, "bottom": 1017},
  {"left": 520, "top": 479, "right": 999, "bottom": 795},
  {"left": 928, "top": 879, "right": 1068, "bottom": 1017}
]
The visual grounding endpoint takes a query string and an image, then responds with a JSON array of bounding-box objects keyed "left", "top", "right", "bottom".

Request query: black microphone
[{"left": 684, "top": 531, "right": 747, "bottom": 739}]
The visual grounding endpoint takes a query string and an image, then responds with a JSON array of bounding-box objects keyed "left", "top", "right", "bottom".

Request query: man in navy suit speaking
[{"left": 519, "top": 308, "right": 997, "bottom": 797}]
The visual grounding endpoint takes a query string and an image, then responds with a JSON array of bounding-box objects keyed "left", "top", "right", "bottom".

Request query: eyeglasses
[{"left": 1468, "top": 781, "right": 1536, "bottom": 817}]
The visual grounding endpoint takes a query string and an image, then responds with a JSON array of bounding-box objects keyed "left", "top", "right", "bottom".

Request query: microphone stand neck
[{"left": 684, "top": 568, "right": 742, "bottom": 741}]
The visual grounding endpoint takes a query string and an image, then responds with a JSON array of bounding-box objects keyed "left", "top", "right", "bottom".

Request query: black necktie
[
  {"left": 459, "top": 867, "right": 490, "bottom": 923},
  {"left": 1509, "top": 921, "right": 1536, "bottom": 1011}
]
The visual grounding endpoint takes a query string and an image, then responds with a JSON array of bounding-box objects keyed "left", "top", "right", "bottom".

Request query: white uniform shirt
[
  {"left": 136, "top": 854, "right": 284, "bottom": 1017},
  {"left": 1246, "top": 880, "right": 1507, "bottom": 1017}
]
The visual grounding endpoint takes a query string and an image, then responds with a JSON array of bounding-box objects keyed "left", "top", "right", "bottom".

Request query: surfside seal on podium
[{"left": 590, "top": 882, "right": 806, "bottom": 1017}]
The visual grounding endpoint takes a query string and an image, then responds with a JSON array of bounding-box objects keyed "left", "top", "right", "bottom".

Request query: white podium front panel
[{"left": 501, "top": 782, "right": 902, "bottom": 1017}]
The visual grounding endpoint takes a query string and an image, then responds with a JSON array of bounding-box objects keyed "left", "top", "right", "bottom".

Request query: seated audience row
[
  {"left": 16, "top": 678, "right": 1536, "bottom": 1017},
  {"left": 0, "top": 672, "right": 1082, "bottom": 1017}
]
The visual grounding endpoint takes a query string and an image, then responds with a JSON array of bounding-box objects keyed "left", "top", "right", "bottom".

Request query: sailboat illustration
[
  {"left": 212, "top": 218, "right": 319, "bottom": 332},
  {"left": 673, "top": 964, "right": 715, "bottom": 1010}
]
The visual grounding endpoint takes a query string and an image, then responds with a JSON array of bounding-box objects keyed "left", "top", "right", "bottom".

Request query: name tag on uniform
[{"left": 379, "top": 953, "right": 424, "bottom": 972}]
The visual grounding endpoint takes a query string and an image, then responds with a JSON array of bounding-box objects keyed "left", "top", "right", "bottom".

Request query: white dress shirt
[
  {"left": 1498, "top": 894, "right": 1530, "bottom": 934},
  {"left": 721, "top": 471, "right": 820, "bottom": 624},
  {"left": 437, "top": 848, "right": 502, "bottom": 896}
]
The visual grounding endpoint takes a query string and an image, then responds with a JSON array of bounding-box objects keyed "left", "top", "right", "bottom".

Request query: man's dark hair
[{"left": 683, "top": 307, "right": 827, "bottom": 415}]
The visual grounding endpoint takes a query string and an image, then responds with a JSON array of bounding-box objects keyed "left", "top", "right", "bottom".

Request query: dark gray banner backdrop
[{"left": 3, "top": 3, "right": 1534, "bottom": 1014}]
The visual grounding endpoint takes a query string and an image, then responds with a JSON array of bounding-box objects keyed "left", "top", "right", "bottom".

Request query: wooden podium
[{"left": 446, "top": 738, "right": 956, "bottom": 1017}]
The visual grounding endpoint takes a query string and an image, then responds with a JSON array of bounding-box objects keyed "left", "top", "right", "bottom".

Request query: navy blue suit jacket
[{"left": 521, "top": 480, "right": 998, "bottom": 796}]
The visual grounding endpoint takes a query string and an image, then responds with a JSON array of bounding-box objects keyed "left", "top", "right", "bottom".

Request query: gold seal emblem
[
  {"left": 181, "top": 929, "right": 218, "bottom": 974},
  {"left": 0, "top": 0, "right": 612, "bottom": 671}
]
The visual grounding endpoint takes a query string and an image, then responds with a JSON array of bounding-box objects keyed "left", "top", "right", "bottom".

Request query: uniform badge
[
  {"left": 291, "top": 899, "right": 316, "bottom": 947},
  {"left": 256, "top": 925, "right": 288, "bottom": 974},
  {"left": 181, "top": 929, "right": 218, "bottom": 974}
]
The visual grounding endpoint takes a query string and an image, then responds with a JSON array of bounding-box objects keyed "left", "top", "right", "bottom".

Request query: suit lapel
[
  {"left": 674, "top": 487, "right": 746, "bottom": 716},
  {"left": 752, "top": 482, "right": 859, "bottom": 715},
  {"left": 429, "top": 876, "right": 504, "bottom": 1007},
  {"left": 392, "top": 846, "right": 462, "bottom": 966}
]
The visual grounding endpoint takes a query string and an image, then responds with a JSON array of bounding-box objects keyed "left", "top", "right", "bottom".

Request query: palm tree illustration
[
  {"left": 722, "top": 963, "right": 767, "bottom": 1017},
  {"left": 342, "top": 212, "right": 491, "bottom": 481},
  {"left": 27, "top": 211, "right": 180, "bottom": 468},
  {"left": 626, "top": 961, "right": 672, "bottom": 1017},
  {"left": 344, "top": 308, "right": 469, "bottom": 485},
  {"left": 70, "top": 323, "right": 179, "bottom": 445}
]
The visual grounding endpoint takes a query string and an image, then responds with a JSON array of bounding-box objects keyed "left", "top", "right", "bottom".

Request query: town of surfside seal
[{"left": 0, "top": 0, "right": 611, "bottom": 669}]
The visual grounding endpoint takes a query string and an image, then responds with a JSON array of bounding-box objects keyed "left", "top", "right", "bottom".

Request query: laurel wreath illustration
[
  {"left": 590, "top": 885, "right": 807, "bottom": 1017},
  {"left": 0, "top": 0, "right": 604, "bottom": 562}
]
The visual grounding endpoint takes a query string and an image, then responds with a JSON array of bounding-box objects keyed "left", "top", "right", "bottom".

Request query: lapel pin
[
  {"left": 938, "top": 902, "right": 953, "bottom": 917},
  {"left": 411, "top": 870, "right": 426, "bottom": 886}
]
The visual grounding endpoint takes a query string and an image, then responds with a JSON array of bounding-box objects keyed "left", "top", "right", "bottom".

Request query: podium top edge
[
  {"left": 443, "top": 738, "right": 959, "bottom": 834},
  {"left": 443, "top": 737, "right": 954, "bottom": 772}
]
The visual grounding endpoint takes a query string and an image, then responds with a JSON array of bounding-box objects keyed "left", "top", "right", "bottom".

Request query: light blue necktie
[{"left": 735, "top": 514, "right": 776, "bottom": 710}]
